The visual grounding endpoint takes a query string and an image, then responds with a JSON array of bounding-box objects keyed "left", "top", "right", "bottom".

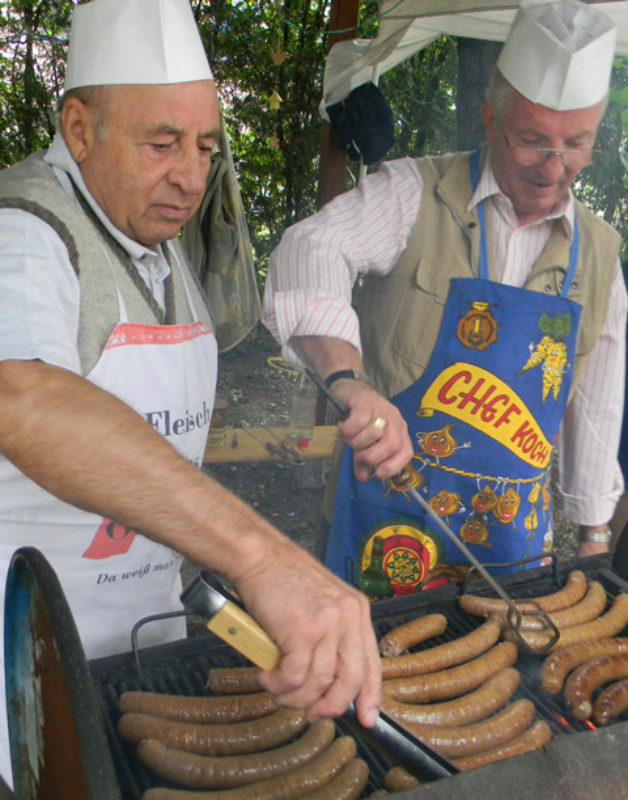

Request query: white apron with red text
[{"left": 0, "top": 263, "right": 217, "bottom": 782}]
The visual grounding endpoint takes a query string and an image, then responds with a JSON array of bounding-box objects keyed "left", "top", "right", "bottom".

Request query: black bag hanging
[{"left": 326, "top": 81, "right": 395, "bottom": 166}]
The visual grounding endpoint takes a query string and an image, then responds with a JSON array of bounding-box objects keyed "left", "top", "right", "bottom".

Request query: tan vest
[
  {"left": 359, "top": 150, "right": 620, "bottom": 401},
  {"left": 0, "top": 151, "right": 213, "bottom": 374}
]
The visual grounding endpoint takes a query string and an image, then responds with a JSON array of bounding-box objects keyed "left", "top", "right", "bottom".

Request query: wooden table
[{"left": 203, "top": 425, "right": 339, "bottom": 464}]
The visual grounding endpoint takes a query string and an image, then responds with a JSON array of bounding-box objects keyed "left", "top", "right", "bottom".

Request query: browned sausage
[
  {"left": 452, "top": 720, "right": 551, "bottom": 771},
  {"left": 518, "top": 581, "right": 606, "bottom": 631},
  {"left": 382, "top": 667, "right": 520, "bottom": 727},
  {"left": 541, "top": 638, "right": 628, "bottom": 695},
  {"left": 140, "top": 735, "right": 356, "bottom": 800},
  {"left": 118, "top": 707, "right": 307, "bottom": 755},
  {"left": 206, "top": 667, "right": 262, "bottom": 695},
  {"left": 379, "top": 613, "right": 448, "bottom": 657},
  {"left": 383, "top": 641, "right": 517, "bottom": 703},
  {"left": 459, "top": 570, "right": 587, "bottom": 619},
  {"left": 300, "top": 758, "right": 369, "bottom": 799},
  {"left": 381, "top": 620, "right": 501, "bottom": 680},
  {"left": 400, "top": 699, "right": 536, "bottom": 759},
  {"left": 507, "top": 593, "right": 628, "bottom": 653},
  {"left": 564, "top": 653, "right": 628, "bottom": 721},
  {"left": 119, "top": 690, "right": 277, "bottom": 723},
  {"left": 382, "top": 765, "right": 421, "bottom": 791},
  {"left": 136, "top": 719, "right": 336, "bottom": 788},
  {"left": 593, "top": 676, "right": 628, "bottom": 725}
]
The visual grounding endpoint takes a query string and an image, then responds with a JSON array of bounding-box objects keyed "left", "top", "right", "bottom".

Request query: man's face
[
  {"left": 65, "top": 81, "right": 220, "bottom": 247},
  {"left": 482, "top": 90, "right": 605, "bottom": 225}
]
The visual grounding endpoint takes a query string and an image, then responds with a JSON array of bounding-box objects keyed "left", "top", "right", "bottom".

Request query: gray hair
[
  {"left": 485, "top": 64, "right": 609, "bottom": 124},
  {"left": 484, "top": 66, "right": 515, "bottom": 128}
]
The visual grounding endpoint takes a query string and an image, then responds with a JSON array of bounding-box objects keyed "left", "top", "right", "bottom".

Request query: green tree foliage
[
  {"left": 381, "top": 36, "right": 458, "bottom": 160},
  {"left": 575, "top": 57, "right": 628, "bottom": 260},
  {"left": 0, "top": 0, "right": 72, "bottom": 165},
  {"left": 195, "top": 0, "right": 332, "bottom": 279}
]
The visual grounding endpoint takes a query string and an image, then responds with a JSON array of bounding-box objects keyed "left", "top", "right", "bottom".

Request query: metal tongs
[{"left": 305, "top": 368, "right": 560, "bottom": 656}]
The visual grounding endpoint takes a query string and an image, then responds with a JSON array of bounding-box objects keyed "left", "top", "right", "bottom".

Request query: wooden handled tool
[{"left": 180, "top": 571, "right": 280, "bottom": 671}]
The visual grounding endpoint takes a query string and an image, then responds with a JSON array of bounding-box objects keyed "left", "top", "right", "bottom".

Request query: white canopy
[{"left": 322, "top": 0, "right": 628, "bottom": 108}]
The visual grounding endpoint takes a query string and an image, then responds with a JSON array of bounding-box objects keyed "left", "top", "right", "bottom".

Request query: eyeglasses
[{"left": 501, "top": 129, "right": 595, "bottom": 168}]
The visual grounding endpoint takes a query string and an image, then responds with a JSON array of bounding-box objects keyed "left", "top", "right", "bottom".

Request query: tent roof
[{"left": 322, "top": 0, "right": 628, "bottom": 107}]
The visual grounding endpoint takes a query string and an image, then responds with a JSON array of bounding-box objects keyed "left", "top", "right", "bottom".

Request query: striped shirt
[{"left": 263, "top": 157, "right": 627, "bottom": 526}]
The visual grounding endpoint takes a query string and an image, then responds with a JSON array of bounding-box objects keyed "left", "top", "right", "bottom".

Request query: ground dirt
[{"left": 182, "top": 323, "right": 580, "bottom": 599}]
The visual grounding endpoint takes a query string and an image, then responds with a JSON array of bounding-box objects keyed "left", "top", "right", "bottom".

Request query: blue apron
[{"left": 325, "top": 151, "right": 582, "bottom": 598}]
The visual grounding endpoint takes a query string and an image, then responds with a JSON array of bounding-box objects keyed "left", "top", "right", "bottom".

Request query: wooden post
[{"left": 316, "top": 0, "right": 361, "bottom": 209}]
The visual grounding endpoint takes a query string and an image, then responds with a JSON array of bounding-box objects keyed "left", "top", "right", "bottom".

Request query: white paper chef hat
[
  {"left": 497, "top": 0, "right": 616, "bottom": 111},
  {"left": 64, "top": 0, "right": 213, "bottom": 91}
]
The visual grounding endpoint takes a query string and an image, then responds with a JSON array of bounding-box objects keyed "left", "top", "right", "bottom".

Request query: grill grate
[{"left": 90, "top": 553, "right": 628, "bottom": 798}]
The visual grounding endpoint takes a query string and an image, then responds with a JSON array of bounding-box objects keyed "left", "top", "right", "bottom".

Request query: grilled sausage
[
  {"left": 564, "top": 653, "right": 628, "bottom": 721},
  {"left": 517, "top": 581, "right": 607, "bottom": 631},
  {"left": 459, "top": 570, "right": 587, "bottom": 619},
  {"left": 383, "top": 641, "right": 517, "bottom": 703},
  {"left": 136, "top": 719, "right": 336, "bottom": 788},
  {"left": 541, "top": 638, "right": 628, "bottom": 695},
  {"left": 593, "top": 677, "right": 628, "bottom": 725},
  {"left": 119, "top": 690, "right": 277, "bottom": 723},
  {"left": 140, "top": 735, "right": 356, "bottom": 800},
  {"left": 507, "top": 593, "right": 628, "bottom": 653},
  {"left": 379, "top": 613, "right": 448, "bottom": 657},
  {"left": 399, "top": 699, "right": 536, "bottom": 759},
  {"left": 382, "top": 667, "right": 520, "bottom": 727},
  {"left": 452, "top": 720, "right": 551, "bottom": 771},
  {"left": 382, "top": 765, "right": 421, "bottom": 791},
  {"left": 206, "top": 667, "right": 262, "bottom": 695},
  {"left": 381, "top": 620, "right": 501, "bottom": 680},
  {"left": 300, "top": 758, "right": 369, "bottom": 799},
  {"left": 118, "top": 707, "right": 307, "bottom": 755}
]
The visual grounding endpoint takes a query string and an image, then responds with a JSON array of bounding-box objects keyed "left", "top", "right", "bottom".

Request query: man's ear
[{"left": 60, "top": 97, "right": 96, "bottom": 163}]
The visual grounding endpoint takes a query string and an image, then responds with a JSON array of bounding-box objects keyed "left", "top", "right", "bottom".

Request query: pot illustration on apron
[{"left": 325, "top": 151, "right": 582, "bottom": 598}]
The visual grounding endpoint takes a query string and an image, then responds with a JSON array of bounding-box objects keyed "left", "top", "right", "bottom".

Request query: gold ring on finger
[{"left": 371, "top": 416, "right": 387, "bottom": 431}]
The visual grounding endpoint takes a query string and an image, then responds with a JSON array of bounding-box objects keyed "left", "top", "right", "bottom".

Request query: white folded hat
[
  {"left": 64, "top": 0, "right": 213, "bottom": 91},
  {"left": 497, "top": 0, "right": 616, "bottom": 111}
]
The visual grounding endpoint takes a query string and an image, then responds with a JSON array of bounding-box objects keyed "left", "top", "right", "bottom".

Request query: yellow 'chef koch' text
[{"left": 419, "top": 362, "right": 551, "bottom": 468}]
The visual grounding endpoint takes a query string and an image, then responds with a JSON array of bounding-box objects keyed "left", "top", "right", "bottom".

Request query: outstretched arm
[{"left": 0, "top": 358, "right": 381, "bottom": 727}]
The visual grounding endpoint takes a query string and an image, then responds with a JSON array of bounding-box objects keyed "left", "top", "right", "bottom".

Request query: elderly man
[
  {"left": 264, "top": 0, "right": 626, "bottom": 597},
  {"left": 0, "top": 0, "right": 381, "bottom": 784}
]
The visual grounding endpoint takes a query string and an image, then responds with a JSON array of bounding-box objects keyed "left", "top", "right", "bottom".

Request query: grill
[
  {"left": 7, "top": 547, "right": 628, "bottom": 798},
  {"left": 86, "top": 552, "right": 628, "bottom": 799}
]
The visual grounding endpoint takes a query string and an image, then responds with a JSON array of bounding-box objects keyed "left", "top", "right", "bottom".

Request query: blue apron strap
[
  {"left": 470, "top": 149, "right": 489, "bottom": 281},
  {"left": 561, "top": 214, "right": 580, "bottom": 298}
]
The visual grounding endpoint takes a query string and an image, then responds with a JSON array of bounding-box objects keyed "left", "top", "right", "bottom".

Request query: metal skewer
[
  {"left": 240, "top": 420, "right": 285, "bottom": 460},
  {"left": 260, "top": 423, "right": 306, "bottom": 465}
]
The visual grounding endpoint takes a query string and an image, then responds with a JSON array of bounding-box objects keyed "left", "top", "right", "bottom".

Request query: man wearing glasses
[{"left": 263, "top": 0, "right": 626, "bottom": 594}]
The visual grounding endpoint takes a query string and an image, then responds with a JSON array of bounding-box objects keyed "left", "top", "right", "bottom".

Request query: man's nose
[
  {"left": 169, "top": 150, "right": 209, "bottom": 195},
  {"left": 538, "top": 150, "right": 569, "bottom": 179}
]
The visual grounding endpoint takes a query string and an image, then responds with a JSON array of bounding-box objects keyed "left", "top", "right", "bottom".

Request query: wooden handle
[{"left": 206, "top": 601, "right": 281, "bottom": 671}]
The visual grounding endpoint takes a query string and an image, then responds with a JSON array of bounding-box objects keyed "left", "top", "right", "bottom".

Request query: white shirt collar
[
  {"left": 467, "top": 151, "right": 576, "bottom": 239},
  {"left": 44, "top": 133, "right": 164, "bottom": 263}
]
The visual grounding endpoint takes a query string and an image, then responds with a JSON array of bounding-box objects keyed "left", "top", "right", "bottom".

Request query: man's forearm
[
  {"left": 0, "top": 359, "right": 280, "bottom": 581},
  {"left": 290, "top": 335, "right": 365, "bottom": 383},
  {"left": 0, "top": 357, "right": 383, "bottom": 730}
]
